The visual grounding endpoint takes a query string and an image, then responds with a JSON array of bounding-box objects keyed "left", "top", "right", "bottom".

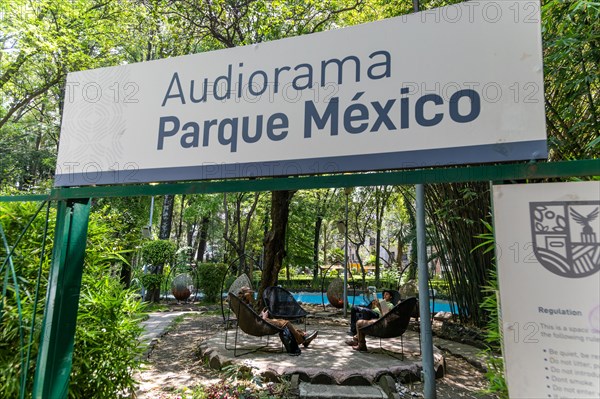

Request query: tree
[
  {"left": 0, "top": 0, "right": 138, "bottom": 189},
  {"left": 223, "top": 192, "right": 261, "bottom": 273},
  {"left": 346, "top": 187, "right": 374, "bottom": 286},
  {"left": 308, "top": 189, "right": 338, "bottom": 280},
  {"left": 259, "top": 190, "right": 296, "bottom": 298},
  {"left": 399, "top": 188, "right": 419, "bottom": 281},
  {"left": 92, "top": 196, "right": 152, "bottom": 287},
  {"left": 183, "top": 194, "right": 222, "bottom": 262},
  {"left": 542, "top": 0, "right": 599, "bottom": 160},
  {"left": 425, "top": 182, "right": 494, "bottom": 326},
  {"left": 141, "top": 240, "right": 177, "bottom": 302},
  {"left": 377, "top": 188, "right": 412, "bottom": 278},
  {"left": 158, "top": 195, "right": 175, "bottom": 240},
  {"left": 373, "top": 185, "right": 393, "bottom": 286}
]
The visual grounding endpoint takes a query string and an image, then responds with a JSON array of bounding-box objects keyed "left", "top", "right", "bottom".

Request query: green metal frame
[
  {"left": 1, "top": 160, "right": 598, "bottom": 203},
  {"left": 32, "top": 199, "right": 91, "bottom": 399},
  {"left": 0, "top": 159, "right": 598, "bottom": 398}
]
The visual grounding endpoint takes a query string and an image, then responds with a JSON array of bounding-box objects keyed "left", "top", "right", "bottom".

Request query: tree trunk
[
  {"left": 187, "top": 217, "right": 196, "bottom": 248},
  {"left": 354, "top": 242, "right": 366, "bottom": 290},
  {"left": 312, "top": 215, "right": 323, "bottom": 280},
  {"left": 159, "top": 195, "right": 175, "bottom": 240},
  {"left": 374, "top": 186, "right": 390, "bottom": 287},
  {"left": 397, "top": 235, "right": 403, "bottom": 272},
  {"left": 196, "top": 215, "right": 210, "bottom": 262},
  {"left": 223, "top": 193, "right": 260, "bottom": 274},
  {"left": 176, "top": 195, "right": 186, "bottom": 243},
  {"left": 119, "top": 263, "right": 131, "bottom": 288},
  {"left": 143, "top": 263, "right": 164, "bottom": 302},
  {"left": 259, "top": 190, "right": 295, "bottom": 302},
  {"left": 322, "top": 223, "right": 328, "bottom": 274},
  {"left": 375, "top": 227, "right": 382, "bottom": 287},
  {"left": 150, "top": 195, "right": 175, "bottom": 302}
]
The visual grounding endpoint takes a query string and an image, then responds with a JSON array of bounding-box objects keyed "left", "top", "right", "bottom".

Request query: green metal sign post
[{"left": 32, "top": 199, "right": 91, "bottom": 399}]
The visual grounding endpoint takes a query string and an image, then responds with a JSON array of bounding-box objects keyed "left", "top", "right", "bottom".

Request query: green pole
[{"left": 32, "top": 199, "right": 91, "bottom": 399}]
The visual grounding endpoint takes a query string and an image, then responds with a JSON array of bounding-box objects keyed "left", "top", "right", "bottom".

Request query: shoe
[
  {"left": 345, "top": 339, "right": 358, "bottom": 346},
  {"left": 302, "top": 331, "right": 318, "bottom": 348},
  {"left": 352, "top": 344, "right": 368, "bottom": 352}
]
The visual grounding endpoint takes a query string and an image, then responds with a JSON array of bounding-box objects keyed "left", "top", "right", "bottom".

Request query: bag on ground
[{"left": 279, "top": 326, "right": 301, "bottom": 356}]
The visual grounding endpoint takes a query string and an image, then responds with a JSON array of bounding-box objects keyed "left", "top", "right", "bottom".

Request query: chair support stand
[
  {"left": 224, "top": 325, "right": 277, "bottom": 357},
  {"left": 373, "top": 336, "right": 405, "bottom": 361},
  {"left": 224, "top": 293, "right": 284, "bottom": 357}
]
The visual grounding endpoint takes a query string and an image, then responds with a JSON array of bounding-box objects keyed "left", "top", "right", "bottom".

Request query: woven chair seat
[
  {"left": 228, "top": 293, "right": 282, "bottom": 337},
  {"left": 263, "top": 286, "right": 308, "bottom": 320},
  {"left": 228, "top": 274, "right": 252, "bottom": 295},
  {"left": 358, "top": 297, "right": 417, "bottom": 359},
  {"left": 360, "top": 297, "right": 417, "bottom": 339},
  {"left": 225, "top": 292, "right": 283, "bottom": 357},
  {"left": 326, "top": 278, "right": 345, "bottom": 308}
]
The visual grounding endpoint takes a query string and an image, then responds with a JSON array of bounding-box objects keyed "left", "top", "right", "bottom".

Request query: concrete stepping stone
[{"left": 298, "top": 382, "right": 388, "bottom": 399}]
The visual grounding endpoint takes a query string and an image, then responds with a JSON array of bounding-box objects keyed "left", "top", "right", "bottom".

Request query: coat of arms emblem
[{"left": 530, "top": 201, "right": 600, "bottom": 278}]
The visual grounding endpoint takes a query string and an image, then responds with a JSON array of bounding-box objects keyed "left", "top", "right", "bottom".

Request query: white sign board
[
  {"left": 494, "top": 182, "right": 600, "bottom": 399},
  {"left": 55, "top": 0, "right": 547, "bottom": 186}
]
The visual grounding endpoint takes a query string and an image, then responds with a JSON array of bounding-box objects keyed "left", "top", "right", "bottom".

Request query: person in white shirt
[
  {"left": 347, "top": 290, "right": 394, "bottom": 337},
  {"left": 348, "top": 289, "right": 396, "bottom": 351}
]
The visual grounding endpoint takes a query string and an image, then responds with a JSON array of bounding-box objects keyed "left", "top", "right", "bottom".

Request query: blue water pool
[{"left": 292, "top": 291, "right": 457, "bottom": 314}]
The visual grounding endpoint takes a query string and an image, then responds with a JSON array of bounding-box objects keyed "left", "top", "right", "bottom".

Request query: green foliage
[
  {"left": 69, "top": 276, "right": 145, "bottom": 399},
  {"left": 429, "top": 279, "right": 450, "bottom": 299},
  {"left": 178, "top": 363, "right": 293, "bottom": 399},
  {"left": 197, "top": 263, "right": 228, "bottom": 302},
  {"left": 328, "top": 248, "right": 344, "bottom": 264},
  {"left": 0, "top": 0, "right": 140, "bottom": 189},
  {"left": 474, "top": 219, "right": 508, "bottom": 398},
  {"left": 287, "top": 191, "right": 319, "bottom": 268},
  {"left": 175, "top": 246, "right": 194, "bottom": 269},
  {"left": 382, "top": 268, "right": 400, "bottom": 287},
  {"left": 221, "top": 364, "right": 255, "bottom": 382},
  {"left": 425, "top": 182, "right": 494, "bottom": 326},
  {"left": 0, "top": 201, "right": 145, "bottom": 398},
  {"left": 0, "top": 201, "right": 55, "bottom": 397},
  {"left": 142, "top": 239, "right": 177, "bottom": 267},
  {"left": 71, "top": 206, "right": 147, "bottom": 398},
  {"left": 542, "top": 0, "right": 599, "bottom": 161},
  {"left": 140, "top": 273, "right": 164, "bottom": 291}
]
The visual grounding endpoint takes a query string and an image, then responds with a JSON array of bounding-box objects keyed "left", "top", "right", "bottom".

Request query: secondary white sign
[
  {"left": 55, "top": 0, "right": 547, "bottom": 186},
  {"left": 494, "top": 181, "right": 600, "bottom": 399}
]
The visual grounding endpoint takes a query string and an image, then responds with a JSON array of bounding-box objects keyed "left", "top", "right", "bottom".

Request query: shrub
[
  {"left": 70, "top": 275, "right": 145, "bottom": 398},
  {"left": 141, "top": 240, "right": 177, "bottom": 301},
  {"left": 141, "top": 240, "right": 177, "bottom": 270},
  {"left": 0, "top": 201, "right": 146, "bottom": 398},
  {"left": 474, "top": 219, "right": 508, "bottom": 398},
  {"left": 140, "top": 273, "right": 164, "bottom": 291},
  {"left": 430, "top": 279, "right": 451, "bottom": 299},
  {"left": 197, "top": 263, "right": 227, "bottom": 302},
  {"left": 0, "top": 201, "right": 55, "bottom": 397},
  {"left": 70, "top": 207, "right": 147, "bottom": 398}
]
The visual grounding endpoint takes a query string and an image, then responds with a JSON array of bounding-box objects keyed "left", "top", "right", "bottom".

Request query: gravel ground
[{"left": 135, "top": 309, "right": 498, "bottom": 399}]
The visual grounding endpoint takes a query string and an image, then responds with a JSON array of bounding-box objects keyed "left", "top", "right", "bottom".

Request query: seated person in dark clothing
[
  {"left": 238, "top": 286, "right": 318, "bottom": 348},
  {"left": 348, "top": 289, "right": 394, "bottom": 336}
]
